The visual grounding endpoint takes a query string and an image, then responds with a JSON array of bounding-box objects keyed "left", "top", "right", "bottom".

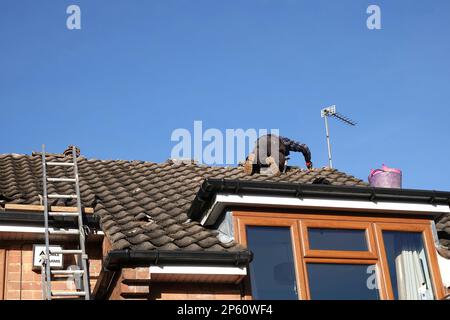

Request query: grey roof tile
[{"left": 1, "top": 153, "right": 448, "bottom": 257}]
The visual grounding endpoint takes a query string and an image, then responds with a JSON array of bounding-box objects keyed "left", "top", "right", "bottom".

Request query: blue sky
[{"left": 1, "top": 0, "right": 449, "bottom": 191}]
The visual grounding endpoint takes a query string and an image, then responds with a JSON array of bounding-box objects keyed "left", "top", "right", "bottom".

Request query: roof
[{"left": 0, "top": 153, "right": 448, "bottom": 258}]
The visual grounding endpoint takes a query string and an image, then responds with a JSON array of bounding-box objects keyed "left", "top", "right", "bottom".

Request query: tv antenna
[{"left": 320, "top": 105, "right": 356, "bottom": 169}]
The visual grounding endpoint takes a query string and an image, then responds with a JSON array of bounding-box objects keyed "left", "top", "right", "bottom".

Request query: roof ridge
[
  {"left": 0, "top": 152, "right": 161, "bottom": 166},
  {"left": 0, "top": 153, "right": 365, "bottom": 183}
]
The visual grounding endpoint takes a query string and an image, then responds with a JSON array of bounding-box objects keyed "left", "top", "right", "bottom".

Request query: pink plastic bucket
[{"left": 368, "top": 164, "right": 402, "bottom": 188}]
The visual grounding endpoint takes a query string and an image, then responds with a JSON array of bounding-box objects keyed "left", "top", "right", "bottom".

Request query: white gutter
[{"left": 201, "top": 193, "right": 450, "bottom": 226}]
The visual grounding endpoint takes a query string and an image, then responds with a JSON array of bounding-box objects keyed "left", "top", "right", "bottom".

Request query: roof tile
[{"left": 2, "top": 153, "right": 447, "bottom": 257}]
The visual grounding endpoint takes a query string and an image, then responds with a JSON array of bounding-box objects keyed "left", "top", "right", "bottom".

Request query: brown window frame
[
  {"left": 233, "top": 210, "right": 445, "bottom": 300},
  {"left": 300, "top": 219, "right": 377, "bottom": 260},
  {"left": 373, "top": 222, "right": 444, "bottom": 300}
]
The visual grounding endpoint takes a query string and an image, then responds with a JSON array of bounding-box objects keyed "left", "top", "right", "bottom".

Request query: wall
[
  {"left": 0, "top": 241, "right": 102, "bottom": 300},
  {"left": 107, "top": 267, "right": 249, "bottom": 300},
  {"left": 148, "top": 283, "right": 246, "bottom": 300}
]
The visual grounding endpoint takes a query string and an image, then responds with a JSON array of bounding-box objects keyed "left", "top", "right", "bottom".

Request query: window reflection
[
  {"left": 308, "top": 228, "right": 368, "bottom": 251},
  {"left": 246, "top": 226, "right": 298, "bottom": 299},
  {"left": 307, "top": 263, "right": 380, "bottom": 300},
  {"left": 382, "top": 231, "right": 434, "bottom": 300}
]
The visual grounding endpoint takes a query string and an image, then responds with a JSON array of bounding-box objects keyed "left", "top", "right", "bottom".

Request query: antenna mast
[{"left": 320, "top": 105, "right": 356, "bottom": 169}]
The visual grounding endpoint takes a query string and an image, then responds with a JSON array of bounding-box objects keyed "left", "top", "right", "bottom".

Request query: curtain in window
[{"left": 393, "top": 233, "right": 434, "bottom": 300}]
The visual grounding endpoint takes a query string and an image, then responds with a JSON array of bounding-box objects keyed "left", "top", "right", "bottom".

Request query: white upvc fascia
[
  {"left": 201, "top": 193, "right": 450, "bottom": 226},
  {"left": 149, "top": 265, "right": 247, "bottom": 276}
]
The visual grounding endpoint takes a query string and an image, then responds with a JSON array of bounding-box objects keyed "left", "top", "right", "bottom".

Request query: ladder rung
[
  {"left": 51, "top": 291, "right": 86, "bottom": 297},
  {"left": 49, "top": 249, "right": 83, "bottom": 254},
  {"left": 47, "top": 177, "right": 76, "bottom": 183},
  {"left": 51, "top": 270, "right": 85, "bottom": 275},
  {"left": 46, "top": 162, "right": 74, "bottom": 167},
  {"left": 49, "top": 229, "right": 80, "bottom": 235},
  {"left": 48, "top": 211, "right": 80, "bottom": 217},
  {"left": 48, "top": 194, "right": 77, "bottom": 199}
]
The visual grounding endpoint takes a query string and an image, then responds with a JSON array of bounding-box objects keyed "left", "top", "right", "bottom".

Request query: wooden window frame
[
  {"left": 373, "top": 222, "right": 445, "bottom": 300},
  {"left": 302, "top": 258, "right": 386, "bottom": 300},
  {"left": 234, "top": 216, "right": 308, "bottom": 300},
  {"left": 300, "top": 220, "right": 377, "bottom": 260},
  {"left": 233, "top": 210, "right": 445, "bottom": 300}
]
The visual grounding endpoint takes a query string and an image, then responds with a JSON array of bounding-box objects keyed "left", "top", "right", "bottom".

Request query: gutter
[
  {"left": 104, "top": 249, "right": 252, "bottom": 270},
  {"left": 188, "top": 179, "right": 450, "bottom": 221},
  {"left": 93, "top": 248, "right": 253, "bottom": 299}
]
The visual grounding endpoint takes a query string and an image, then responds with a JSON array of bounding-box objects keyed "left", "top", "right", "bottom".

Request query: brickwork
[
  {"left": 0, "top": 241, "right": 103, "bottom": 300},
  {"left": 107, "top": 267, "right": 248, "bottom": 300},
  {"left": 147, "top": 282, "right": 245, "bottom": 300}
]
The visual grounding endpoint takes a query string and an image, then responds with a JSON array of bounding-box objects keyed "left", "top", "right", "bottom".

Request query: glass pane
[
  {"left": 382, "top": 231, "right": 434, "bottom": 300},
  {"left": 307, "top": 263, "right": 380, "bottom": 300},
  {"left": 246, "top": 226, "right": 298, "bottom": 299},
  {"left": 308, "top": 228, "right": 368, "bottom": 251}
]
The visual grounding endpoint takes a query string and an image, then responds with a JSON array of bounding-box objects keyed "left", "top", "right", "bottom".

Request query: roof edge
[
  {"left": 187, "top": 179, "right": 450, "bottom": 221},
  {"left": 103, "top": 249, "right": 253, "bottom": 271},
  {"left": 92, "top": 249, "right": 252, "bottom": 299}
]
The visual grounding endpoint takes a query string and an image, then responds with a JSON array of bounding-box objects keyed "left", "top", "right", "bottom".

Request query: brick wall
[
  {"left": 107, "top": 267, "right": 249, "bottom": 300},
  {"left": 0, "top": 241, "right": 103, "bottom": 300},
  {"left": 147, "top": 282, "right": 246, "bottom": 300}
]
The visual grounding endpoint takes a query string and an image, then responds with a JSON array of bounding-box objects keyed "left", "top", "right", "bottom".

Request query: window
[
  {"left": 246, "top": 226, "right": 298, "bottom": 299},
  {"left": 374, "top": 223, "right": 442, "bottom": 300},
  {"left": 382, "top": 231, "right": 434, "bottom": 299},
  {"left": 307, "top": 263, "right": 379, "bottom": 300},
  {"left": 300, "top": 220, "right": 377, "bottom": 260},
  {"left": 308, "top": 228, "right": 367, "bottom": 251},
  {"left": 234, "top": 212, "right": 445, "bottom": 300}
]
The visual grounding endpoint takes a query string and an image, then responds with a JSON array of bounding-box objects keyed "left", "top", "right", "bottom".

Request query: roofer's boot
[
  {"left": 244, "top": 153, "right": 256, "bottom": 175},
  {"left": 265, "top": 156, "right": 281, "bottom": 177}
]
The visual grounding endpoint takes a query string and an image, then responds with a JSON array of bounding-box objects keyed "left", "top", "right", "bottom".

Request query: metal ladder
[{"left": 41, "top": 145, "right": 90, "bottom": 300}]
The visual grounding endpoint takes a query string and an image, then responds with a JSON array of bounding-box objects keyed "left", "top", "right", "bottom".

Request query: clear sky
[{"left": 1, "top": 0, "right": 449, "bottom": 191}]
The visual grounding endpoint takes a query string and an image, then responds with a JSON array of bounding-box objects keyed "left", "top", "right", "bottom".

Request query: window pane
[
  {"left": 308, "top": 228, "right": 368, "bottom": 251},
  {"left": 382, "top": 231, "right": 434, "bottom": 300},
  {"left": 307, "top": 263, "right": 380, "bottom": 300},
  {"left": 246, "top": 226, "right": 298, "bottom": 299}
]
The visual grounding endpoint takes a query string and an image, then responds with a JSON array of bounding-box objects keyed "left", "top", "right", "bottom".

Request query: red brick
[
  {"left": 7, "top": 255, "right": 21, "bottom": 264},
  {"left": 7, "top": 250, "right": 21, "bottom": 257},
  {"left": 8, "top": 272, "right": 21, "bottom": 281},
  {"left": 6, "top": 290, "right": 21, "bottom": 300},
  {"left": 21, "top": 291, "right": 35, "bottom": 300},
  {"left": 7, "top": 263, "right": 21, "bottom": 272},
  {"left": 21, "top": 282, "right": 42, "bottom": 291},
  {"left": 32, "top": 291, "right": 44, "bottom": 300},
  {"left": 7, "top": 282, "right": 21, "bottom": 291},
  {"left": 51, "top": 282, "right": 67, "bottom": 291},
  {"left": 22, "top": 271, "right": 40, "bottom": 282}
]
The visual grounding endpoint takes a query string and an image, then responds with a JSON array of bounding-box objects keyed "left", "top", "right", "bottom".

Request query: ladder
[{"left": 40, "top": 145, "right": 90, "bottom": 300}]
